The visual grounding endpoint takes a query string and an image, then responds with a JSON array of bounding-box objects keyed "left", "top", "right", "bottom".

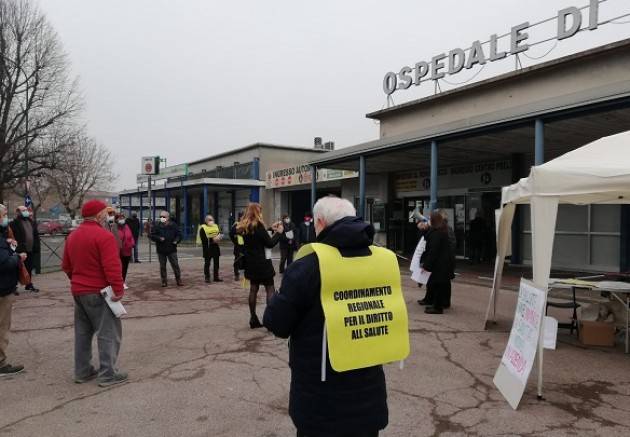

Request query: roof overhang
[{"left": 119, "top": 178, "right": 265, "bottom": 195}]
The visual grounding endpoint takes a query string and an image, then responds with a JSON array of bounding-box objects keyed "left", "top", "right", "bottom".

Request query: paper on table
[{"left": 100, "top": 286, "right": 127, "bottom": 318}]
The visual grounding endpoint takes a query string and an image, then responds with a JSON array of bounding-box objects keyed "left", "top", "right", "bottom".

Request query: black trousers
[
  {"left": 120, "top": 255, "right": 131, "bottom": 280},
  {"left": 204, "top": 253, "right": 220, "bottom": 280},
  {"left": 297, "top": 431, "right": 378, "bottom": 437},
  {"left": 426, "top": 281, "right": 451, "bottom": 310},
  {"left": 279, "top": 247, "right": 294, "bottom": 273},
  {"left": 24, "top": 252, "right": 34, "bottom": 283},
  {"left": 158, "top": 252, "right": 181, "bottom": 281}
]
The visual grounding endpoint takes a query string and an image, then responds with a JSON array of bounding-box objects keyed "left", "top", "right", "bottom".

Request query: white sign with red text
[{"left": 494, "top": 279, "right": 545, "bottom": 409}]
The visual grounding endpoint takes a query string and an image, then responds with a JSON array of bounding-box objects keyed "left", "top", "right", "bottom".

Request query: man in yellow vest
[
  {"left": 264, "top": 196, "right": 409, "bottom": 437},
  {"left": 198, "top": 215, "right": 222, "bottom": 283}
]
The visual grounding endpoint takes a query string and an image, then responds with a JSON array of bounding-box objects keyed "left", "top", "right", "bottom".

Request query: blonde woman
[{"left": 236, "top": 203, "right": 283, "bottom": 328}]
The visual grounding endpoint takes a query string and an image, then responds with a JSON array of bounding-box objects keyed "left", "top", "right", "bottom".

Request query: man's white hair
[{"left": 313, "top": 196, "right": 356, "bottom": 226}]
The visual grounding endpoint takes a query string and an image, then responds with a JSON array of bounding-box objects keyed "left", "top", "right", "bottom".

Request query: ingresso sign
[{"left": 383, "top": 0, "right": 600, "bottom": 96}]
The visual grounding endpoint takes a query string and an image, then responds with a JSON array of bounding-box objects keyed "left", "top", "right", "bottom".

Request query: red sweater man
[
  {"left": 62, "top": 205, "right": 124, "bottom": 298},
  {"left": 62, "top": 199, "right": 127, "bottom": 387}
]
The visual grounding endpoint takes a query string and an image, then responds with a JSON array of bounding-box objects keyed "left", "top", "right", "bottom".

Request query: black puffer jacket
[
  {"left": 0, "top": 227, "right": 19, "bottom": 296},
  {"left": 264, "top": 217, "right": 388, "bottom": 436}
]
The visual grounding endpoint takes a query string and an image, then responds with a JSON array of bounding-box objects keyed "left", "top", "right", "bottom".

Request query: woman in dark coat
[
  {"left": 236, "top": 203, "right": 283, "bottom": 328},
  {"left": 420, "top": 210, "right": 455, "bottom": 314}
]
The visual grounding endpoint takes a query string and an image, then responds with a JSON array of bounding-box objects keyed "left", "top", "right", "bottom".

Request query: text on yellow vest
[{"left": 295, "top": 243, "right": 410, "bottom": 372}]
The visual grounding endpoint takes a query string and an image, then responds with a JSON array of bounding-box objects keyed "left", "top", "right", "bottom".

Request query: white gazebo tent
[{"left": 485, "top": 130, "right": 630, "bottom": 399}]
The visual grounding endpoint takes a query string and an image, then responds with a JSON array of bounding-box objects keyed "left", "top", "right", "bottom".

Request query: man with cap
[
  {"left": 62, "top": 199, "right": 128, "bottom": 387},
  {"left": 9, "top": 205, "right": 40, "bottom": 293}
]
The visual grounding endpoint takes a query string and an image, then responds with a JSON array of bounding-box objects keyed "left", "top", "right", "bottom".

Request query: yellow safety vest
[
  {"left": 196, "top": 224, "right": 220, "bottom": 245},
  {"left": 295, "top": 243, "right": 410, "bottom": 373}
]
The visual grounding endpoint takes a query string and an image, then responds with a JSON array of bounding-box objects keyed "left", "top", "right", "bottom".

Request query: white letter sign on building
[{"left": 383, "top": 0, "right": 601, "bottom": 95}]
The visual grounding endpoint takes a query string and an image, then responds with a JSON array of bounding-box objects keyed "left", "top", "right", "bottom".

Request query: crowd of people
[{"left": 1, "top": 195, "right": 457, "bottom": 436}]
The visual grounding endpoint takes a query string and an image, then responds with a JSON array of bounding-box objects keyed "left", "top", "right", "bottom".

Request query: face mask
[
  {"left": 21, "top": 210, "right": 30, "bottom": 218},
  {"left": 160, "top": 217, "right": 167, "bottom": 223},
  {"left": 0, "top": 216, "right": 8, "bottom": 227},
  {"left": 108, "top": 216, "right": 115, "bottom": 223},
  {"left": 207, "top": 220, "right": 215, "bottom": 226},
  {"left": 284, "top": 218, "right": 290, "bottom": 224},
  {"left": 117, "top": 220, "right": 126, "bottom": 226},
  {"left": 304, "top": 221, "right": 310, "bottom": 227}
]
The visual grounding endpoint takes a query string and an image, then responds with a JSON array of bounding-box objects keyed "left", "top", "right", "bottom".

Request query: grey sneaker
[
  {"left": 98, "top": 372, "right": 128, "bottom": 387},
  {"left": 0, "top": 364, "right": 25, "bottom": 376},
  {"left": 74, "top": 368, "right": 98, "bottom": 384}
]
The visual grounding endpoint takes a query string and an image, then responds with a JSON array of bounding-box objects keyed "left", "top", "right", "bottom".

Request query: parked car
[{"left": 37, "top": 219, "right": 64, "bottom": 235}]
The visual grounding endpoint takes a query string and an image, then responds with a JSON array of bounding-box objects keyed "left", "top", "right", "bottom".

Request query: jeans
[
  {"left": 279, "top": 247, "right": 294, "bottom": 273},
  {"left": 74, "top": 293, "right": 123, "bottom": 381},
  {"left": 204, "top": 253, "right": 220, "bottom": 280},
  {"left": 0, "top": 295, "right": 14, "bottom": 366},
  {"left": 133, "top": 241, "right": 139, "bottom": 262},
  {"left": 158, "top": 252, "right": 181, "bottom": 282}
]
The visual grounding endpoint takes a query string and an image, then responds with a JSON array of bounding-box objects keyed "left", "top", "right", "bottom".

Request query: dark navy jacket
[
  {"left": 264, "top": 217, "right": 388, "bottom": 436},
  {"left": 149, "top": 221, "right": 182, "bottom": 255},
  {"left": 0, "top": 227, "right": 19, "bottom": 296}
]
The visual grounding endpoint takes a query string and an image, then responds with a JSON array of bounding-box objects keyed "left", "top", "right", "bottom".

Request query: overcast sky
[{"left": 40, "top": 0, "right": 629, "bottom": 189}]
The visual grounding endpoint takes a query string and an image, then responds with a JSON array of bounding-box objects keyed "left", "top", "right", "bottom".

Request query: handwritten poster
[{"left": 500, "top": 280, "right": 545, "bottom": 385}]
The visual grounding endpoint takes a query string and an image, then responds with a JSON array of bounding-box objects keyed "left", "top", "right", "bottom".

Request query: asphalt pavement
[{"left": 2, "top": 257, "right": 629, "bottom": 436}]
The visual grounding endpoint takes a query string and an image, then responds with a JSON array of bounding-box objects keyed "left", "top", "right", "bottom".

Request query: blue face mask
[
  {"left": 0, "top": 217, "right": 8, "bottom": 227},
  {"left": 21, "top": 210, "right": 30, "bottom": 218}
]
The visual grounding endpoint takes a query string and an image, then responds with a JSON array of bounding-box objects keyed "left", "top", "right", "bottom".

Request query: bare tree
[
  {"left": 0, "top": 0, "right": 82, "bottom": 202},
  {"left": 48, "top": 132, "right": 115, "bottom": 219}
]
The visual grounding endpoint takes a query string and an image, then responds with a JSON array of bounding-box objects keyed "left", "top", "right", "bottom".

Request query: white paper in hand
[
  {"left": 100, "top": 286, "right": 127, "bottom": 318},
  {"left": 412, "top": 269, "right": 432, "bottom": 285},
  {"left": 285, "top": 230, "right": 294, "bottom": 240}
]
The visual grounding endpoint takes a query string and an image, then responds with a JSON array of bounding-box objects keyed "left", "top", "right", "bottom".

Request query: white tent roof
[{"left": 503, "top": 130, "right": 630, "bottom": 205}]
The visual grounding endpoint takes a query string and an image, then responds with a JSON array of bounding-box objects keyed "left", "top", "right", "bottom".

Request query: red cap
[{"left": 81, "top": 200, "right": 108, "bottom": 218}]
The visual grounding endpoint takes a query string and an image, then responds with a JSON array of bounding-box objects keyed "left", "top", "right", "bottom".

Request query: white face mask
[
  {"left": 284, "top": 218, "right": 290, "bottom": 224},
  {"left": 117, "top": 220, "right": 126, "bottom": 226},
  {"left": 10, "top": 242, "right": 17, "bottom": 252},
  {"left": 108, "top": 215, "right": 115, "bottom": 223},
  {"left": 304, "top": 221, "right": 310, "bottom": 227},
  {"left": 21, "top": 210, "right": 30, "bottom": 218},
  {"left": 160, "top": 217, "right": 168, "bottom": 223},
  {"left": 207, "top": 220, "right": 215, "bottom": 226}
]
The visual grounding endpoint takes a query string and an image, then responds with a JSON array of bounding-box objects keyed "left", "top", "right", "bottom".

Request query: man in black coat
[
  {"left": 149, "top": 211, "right": 182, "bottom": 287},
  {"left": 0, "top": 203, "right": 24, "bottom": 376},
  {"left": 297, "top": 212, "right": 315, "bottom": 248},
  {"left": 126, "top": 212, "right": 141, "bottom": 263},
  {"left": 264, "top": 198, "right": 387, "bottom": 437},
  {"left": 9, "top": 205, "right": 40, "bottom": 292}
]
